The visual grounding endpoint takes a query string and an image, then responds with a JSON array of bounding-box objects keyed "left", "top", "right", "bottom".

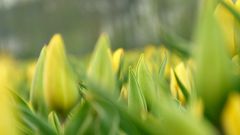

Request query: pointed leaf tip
[
  {"left": 128, "top": 67, "right": 147, "bottom": 113},
  {"left": 136, "top": 54, "right": 156, "bottom": 110},
  {"left": 87, "top": 33, "right": 116, "bottom": 94}
]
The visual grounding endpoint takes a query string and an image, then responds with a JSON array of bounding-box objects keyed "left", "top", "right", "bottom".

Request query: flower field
[{"left": 1, "top": 0, "right": 240, "bottom": 135}]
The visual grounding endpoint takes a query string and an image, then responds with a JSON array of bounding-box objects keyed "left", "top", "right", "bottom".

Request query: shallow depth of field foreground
[{"left": 1, "top": 0, "right": 240, "bottom": 135}]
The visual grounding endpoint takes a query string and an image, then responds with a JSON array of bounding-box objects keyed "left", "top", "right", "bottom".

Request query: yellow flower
[
  {"left": 215, "top": 0, "right": 240, "bottom": 56},
  {"left": 112, "top": 48, "right": 124, "bottom": 73},
  {"left": 170, "top": 62, "right": 192, "bottom": 104},
  {"left": 44, "top": 34, "right": 79, "bottom": 113},
  {"left": 222, "top": 93, "right": 240, "bottom": 135}
]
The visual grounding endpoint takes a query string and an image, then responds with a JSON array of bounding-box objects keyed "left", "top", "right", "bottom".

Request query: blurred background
[{"left": 0, "top": 0, "right": 198, "bottom": 58}]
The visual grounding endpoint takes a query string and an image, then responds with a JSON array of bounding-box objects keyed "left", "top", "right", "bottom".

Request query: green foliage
[
  {"left": 135, "top": 55, "right": 156, "bottom": 111},
  {"left": 128, "top": 67, "right": 147, "bottom": 114},
  {"left": 194, "top": 0, "right": 233, "bottom": 126}
]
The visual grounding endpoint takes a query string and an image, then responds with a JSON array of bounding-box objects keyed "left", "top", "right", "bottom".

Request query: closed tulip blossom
[{"left": 43, "top": 34, "right": 79, "bottom": 113}]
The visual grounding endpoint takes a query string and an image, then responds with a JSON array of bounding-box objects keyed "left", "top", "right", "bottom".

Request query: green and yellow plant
[{"left": 1, "top": 0, "right": 240, "bottom": 134}]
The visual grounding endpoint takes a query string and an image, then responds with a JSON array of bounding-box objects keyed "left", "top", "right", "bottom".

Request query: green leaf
[
  {"left": 86, "top": 76, "right": 214, "bottom": 135},
  {"left": 194, "top": 0, "right": 232, "bottom": 126},
  {"left": 19, "top": 106, "right": 57, "bottom": 135},
  {"left": 158, "top": 52, "right": 168, "bottom": 80},
  {"left": 9, "top": 89, "right": 30, "bottom": 110},
  {"left": 11, "top": 89, "right": 57, "bottom": 135},
  {"left": 87, "top": 33, "right": 116, "bottom": 94},
  {"left": 145, "top": 102, "right": 215, "bottom": 135},
  {"left": 156, "top": 52, "right": 171, "bottom": 97},
  {"left": 17, "top": 122, "right": 34, "bottom": 135},
  {"left": 64, "top": 102, "right": 92, "bottom": 135},
  {"left": 9, "top": 90, "right": 34, "bottom": 135},
  {"left": 128, "top": 67, "right": 147, "bottom": 114},
  {"left": 30, "top": 46, "right": 47, "bottom": 116},
  {"left": 75, "top": 113, "right": 94, "bottom": 135},
  {"left": 48, "top": 112, "right": 61, "bottom": 134},
  {"left": 85, "top": 81, "right": 154, "bottom": 134},
  {"left": 90, "top": 101, "right": 120, "bottom": 135},
  {"left": 136, "top": 55, "right": 156, "bottom": 111}
]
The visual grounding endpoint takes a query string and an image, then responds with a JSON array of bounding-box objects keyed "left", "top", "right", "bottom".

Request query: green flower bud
[{"left": 87, "top": 33, "right": 116, "bottom": 93}]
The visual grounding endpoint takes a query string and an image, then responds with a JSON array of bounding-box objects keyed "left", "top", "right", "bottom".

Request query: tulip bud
[
  {"left": 215, "top": 0, "right": 238, "bottom": 56},
  {"left": 170, "top": 62, "right": 192, "bottom": 104},
  {"left": 44, "top": 34, "right": 79, "bottom": 113},
  {"left": 87, "top": 33, "right": 116, "bottom": 93}
]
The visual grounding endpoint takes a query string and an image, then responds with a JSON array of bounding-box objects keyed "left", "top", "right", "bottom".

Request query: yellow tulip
[
  {"left": 215, "top": 0, "right": 239, "bottom": 56},
  {"left": 170, "top": 62, "right": 192, "bottom": 104},
  {"left": 222, "top": 93, "right": 240, "bottom": 135},
  {"left": 44, "top": 34, "right": 79, "bottom": 113}
]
